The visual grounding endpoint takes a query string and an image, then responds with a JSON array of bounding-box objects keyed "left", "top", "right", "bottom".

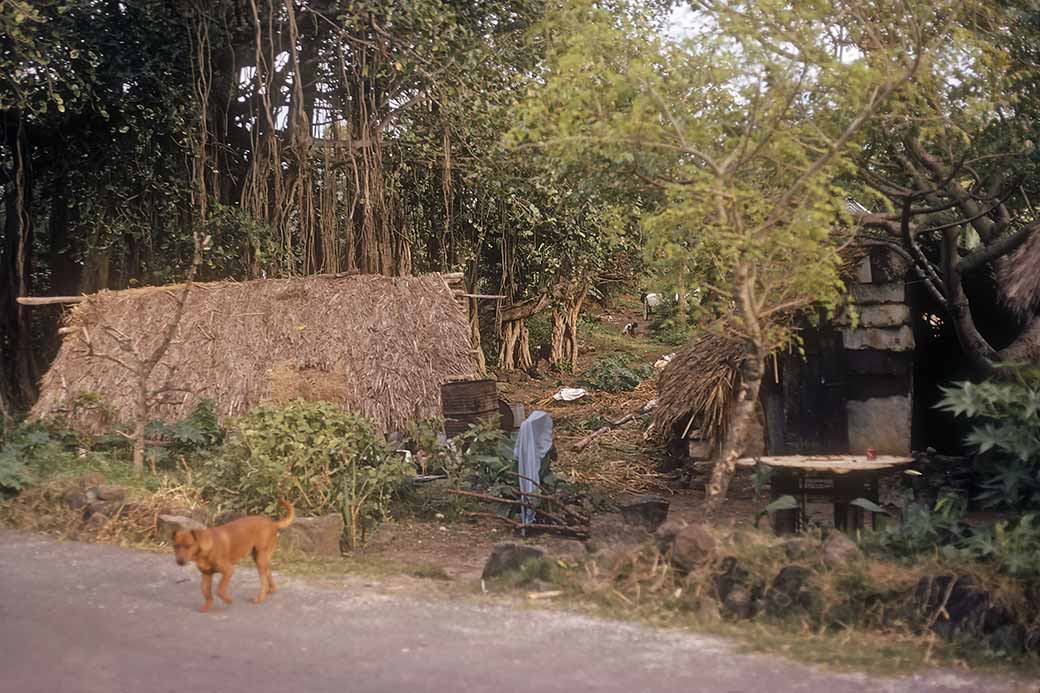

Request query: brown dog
[{"left": 172, "top": 500, "right": 294, "bottom": 612}]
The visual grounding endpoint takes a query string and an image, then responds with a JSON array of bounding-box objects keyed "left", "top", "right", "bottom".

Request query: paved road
[{"left": 0, "top": 530, "right": 1023, "bottom": 693}]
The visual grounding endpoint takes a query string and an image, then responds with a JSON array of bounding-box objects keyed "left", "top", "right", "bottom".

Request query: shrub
[
  {"left": 0, "top": 421, "right": 85, "bottom": 494},
  {"left": 581, "top": 354, "right": 651, "bottom": 392},
  {"left": 938, "top": 367, "right": 1040, "bottom": 510},
  {"left": 199, "top": 400, "right": 413, "bottom": 548}
]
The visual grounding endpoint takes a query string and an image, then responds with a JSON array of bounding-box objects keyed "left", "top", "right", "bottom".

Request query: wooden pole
[{"left": 17, "top": 296, "right": 86, "bottom": 306}]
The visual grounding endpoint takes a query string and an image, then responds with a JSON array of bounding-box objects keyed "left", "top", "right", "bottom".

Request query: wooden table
[{"left": 736, "top": 455, "right": 914, "bottom": 535}]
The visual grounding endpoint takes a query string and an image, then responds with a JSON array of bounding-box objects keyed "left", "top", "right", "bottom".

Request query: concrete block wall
[{"left": 837, "top": 252, "right": 914, "bottom": 455}]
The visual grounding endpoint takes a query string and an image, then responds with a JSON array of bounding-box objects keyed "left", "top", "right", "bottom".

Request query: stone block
[
  {"left": 847, "top": 395, "right": 911, "bottom": 455},
  {"left": 835, "top": 304, "right": 911, "bottom": 328},
  {"left": 850, "top": 282, "right": 905, "bottom": 304},
  {"left": 842, "top": 325, "right": 915, "bottom": 351}
]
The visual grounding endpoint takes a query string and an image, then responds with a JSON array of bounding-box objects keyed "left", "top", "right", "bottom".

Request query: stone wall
[{"left": 835, "top": 249, "right": 914, "bottom": 455}]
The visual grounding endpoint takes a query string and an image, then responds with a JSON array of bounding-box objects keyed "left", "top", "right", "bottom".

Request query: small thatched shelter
[
  {"left": 32, "top": 273, "right": 478, "bottom": 432},
  {"left": 653, "top": 333, "right": 745, "bottom": 457}
]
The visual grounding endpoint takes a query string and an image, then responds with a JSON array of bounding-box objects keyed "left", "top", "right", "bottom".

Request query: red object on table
[{"left": 866, "top": 448, "right": 877, "bottom": 460}]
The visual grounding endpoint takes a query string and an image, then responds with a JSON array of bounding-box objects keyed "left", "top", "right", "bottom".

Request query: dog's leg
[
  {"left": 252, "top": 551, "right": 272, "bottom": 604},
  {"left": 200, "top": 573, "right": 214, "bottom": 613},
  {"left": 216, "top": 566, "right": 234, "bottom": 605}
]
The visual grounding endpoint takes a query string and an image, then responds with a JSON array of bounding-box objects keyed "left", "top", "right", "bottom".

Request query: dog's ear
[{"left": 192, "top": 528, "right": 213, "bottom": 553}]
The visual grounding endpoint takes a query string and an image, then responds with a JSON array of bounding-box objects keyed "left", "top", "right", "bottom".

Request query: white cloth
[
  {"left": 513, "top": 411, "right": 553, "bottom": 527},
  {"left": 552, "top": 387, "right": 587, "bottom": 401}
]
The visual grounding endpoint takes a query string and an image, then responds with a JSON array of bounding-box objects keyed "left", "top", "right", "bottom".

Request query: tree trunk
[
  {"left": 1, "top": 112, "right": 36, "bottom": 408},
  {"left": 549, "top": 287, "right": 586, "bottom": 370},
  {"left": 550, "top": 308, "right": 566, "bottom": 365},
  {"left": 705, "top": 262, "right": 765, "bottom": 518},
  {"left": 132, "top": 386, "right": 148, "bottom": 475},
  {"left": 704, "top": 349, "right": 765, "bottom": 518}
]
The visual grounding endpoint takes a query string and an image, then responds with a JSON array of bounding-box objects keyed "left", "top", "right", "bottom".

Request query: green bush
[
  {"left": 0, "top": 421, "right": 82, "bottom": 493},
  {"left": 863, "top": 492, "right": 1040, "bottom": 580},
  {"left": 938, "top": 367, "right": 1040, "bottom": 510},
  {"left": 199, "top": 400, "right": 414, "bottom": 548},
  {"left": 581, "top": 354, "right": 651, "bottom": 392}
]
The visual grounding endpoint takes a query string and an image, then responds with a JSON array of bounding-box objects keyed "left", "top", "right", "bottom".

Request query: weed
[{"left": 581, "top": 354, "right": 651, "bottom": 392}]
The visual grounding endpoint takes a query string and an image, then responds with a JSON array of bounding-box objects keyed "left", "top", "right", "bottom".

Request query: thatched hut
[
  {"left": 1001, "top": 228, "right": 1040, "bottom": 319},
  {"left": 32, "top": 273, "right": 478, "bottom": 432},
  {"left": 653, "top": 333, "right": 745, "bottom": 459}
]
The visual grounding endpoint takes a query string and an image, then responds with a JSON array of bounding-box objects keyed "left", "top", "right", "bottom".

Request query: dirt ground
[{"left": 352, "top": 295, "right": 760, "bottom": 579}]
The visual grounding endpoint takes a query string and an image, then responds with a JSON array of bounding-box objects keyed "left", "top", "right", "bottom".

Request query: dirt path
[{"left": 0, "top": 530, "right": 1023, "bottom": 693}]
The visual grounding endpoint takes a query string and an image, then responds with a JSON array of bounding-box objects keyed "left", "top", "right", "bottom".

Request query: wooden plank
[
  {"left": 17, "top": 295, "right": 86, "bottom": 306},
  {"left": 736, "top": 454, "right": 913, "bottom": 473}
]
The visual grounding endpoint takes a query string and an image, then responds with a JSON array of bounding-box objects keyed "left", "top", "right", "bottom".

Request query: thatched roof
[
  {"left": 653, "top": 333, "right": 744, "bottom": 448},
  {"left": 32, "top": 273, "right": 478, "bottom": 432},
  {"left": 1001, "top": 227, "right": 1040, "bottom": 318}
]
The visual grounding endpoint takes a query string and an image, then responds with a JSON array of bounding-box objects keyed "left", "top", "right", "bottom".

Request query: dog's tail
[{"left": 274, "top": 500, "right": 295, "bottom": 529}]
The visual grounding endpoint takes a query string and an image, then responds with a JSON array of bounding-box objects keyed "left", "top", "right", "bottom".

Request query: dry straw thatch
[
  {"left": 1000, "top": 227, "right": 1040, "bottom": 318},
  {"left": 653, "top": 332, "right": 744, "bottom": 449},
  {"left": 33, "top": 273, "right": 478, "bottom": 432}
]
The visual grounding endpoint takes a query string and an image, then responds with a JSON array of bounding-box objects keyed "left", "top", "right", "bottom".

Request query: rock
[
  {"left": 654, "top": 519, "right": 686, "bottom": 551},
  {"left": 481, "top": 543, "right": 547, "bottom": 580},
  {"left": 62, "top": 489, "right": 90, "bottom": 510},
  {"left": 587, "top": 513, "right": 648, "bottom": 552},
  {"left": 671, "top": 524, "right": 717, "bottom": 571},
  {"left": 766, "top": 566, "right": 817, "bottom": 617},
  {"left": 988, "top": 624, "right": 1026, "bottom": 656},
  {"left": 714, "top": 557, "right": 762, "bottom": 620},
  {"left": 696, "top": 596, "right": 721, "bottom": 623},
  {"left": 1026, "top": 628, "right": 1040, "bottom": 655},
  {"left": 162, "top": 506, "right": 209, "bottom": 524},
  {"left": 914, "top": 576, "right": 994, "bottom": 640},
  {"left": 723, "top": 586, "right": 755, "bottom": 620},
  {"left": 280, "top": 514, "right": 344, "bottom": 558},
  {"left": 549, "top": 540, "right": 588, "bottom": 561},
  {"left": 157, "top": 514, "right": 205, "bottom": 540},
  {"left": 619, "top": 495, "right": 670, "bottom": 532},
  {"left": 84, "top": 512, "right": 109, "bottom": 531},
  {"left": 93, "top": 485, "right": 126, "bottom": 502},
  {"left": 83, "top": 501, "right": 116, "bottom": 521},
  {"left": 822, "top": 531, "right": 862, "bottom": 568}
]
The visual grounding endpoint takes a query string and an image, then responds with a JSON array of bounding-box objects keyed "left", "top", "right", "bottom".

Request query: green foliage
[
  {"left": 514, "top": 0, "right": 951, "bottom": 358},
  {"left": 199, "top": 401, "right": 413, "bottom": 544},
  {"left": 958, "top": 514, "right": 1040, "bottom": 579},
  {"left": 754, "top": 495, "right": 799, "bottom": 529},
  {"left": 147, "top": 399, "right": 223, "bottom": 453},
  {"left": 938, "top": 368, "right": 1040, "bottom": 510},
  {"left": 849, "top": 498, "right": 889, "bottom": 515},
  {"left": 939, "top": 369, "right": 1040, "bottom": 464},
  {"left": 581, "top": 354, "right": 651, "bottom": 392},
  {"left": 452, "top": 419, "right": 518, "bottom": 491},
  {"left": 864, "top": 491, "right": 1040, "bottom": 579},
  {"left": 0, "top": 422, "right": 80, "bottom": 493}
]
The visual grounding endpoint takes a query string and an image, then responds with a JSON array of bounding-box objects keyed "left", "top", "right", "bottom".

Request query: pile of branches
[{"left": 450, "top": 470, "right": 591, "bottom": 539}]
